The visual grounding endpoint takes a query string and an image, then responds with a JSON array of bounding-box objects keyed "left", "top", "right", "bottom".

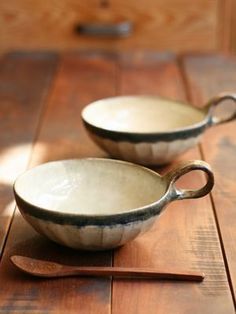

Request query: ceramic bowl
[
  {"left": 14, "top": 158, "right": 214, "bottom": 251},
  {"left": 82, "top": 93, "right": 236, "bottom": 165}
]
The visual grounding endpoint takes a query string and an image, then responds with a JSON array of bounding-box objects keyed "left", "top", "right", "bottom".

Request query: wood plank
[
  {"left": 0, "top": 52, "right": 117, "bottom": 314},
  {"left": 112, "top": 53, "right": 235, "bottom": 313},
  {"left": 0, "top": 52, "right": 57, "bottom": 255},
  {"left": 0, "top": 0, "right": 219, "bottom": 52},
  {"left": 182, "top": 53, "right": 236, "bottom": 306}
]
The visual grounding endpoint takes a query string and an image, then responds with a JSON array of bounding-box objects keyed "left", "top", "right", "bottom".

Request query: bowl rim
[
  {"left": 81, "top": 95, "right": 210, "bottom": 140},
  {"left": 13, "top": 158, "right": 170, "bottom": 225}
]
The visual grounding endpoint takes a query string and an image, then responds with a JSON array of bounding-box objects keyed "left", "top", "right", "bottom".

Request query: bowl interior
[
  {"left": 82, "top": 96, "right": 206, "bottom": 133},
  {"left": 14, "top": 159, "right": 166, "bottom": 216}
]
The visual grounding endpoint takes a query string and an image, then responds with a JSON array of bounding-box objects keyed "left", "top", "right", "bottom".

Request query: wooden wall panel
[
  {"left": 0, "top": 0, "right": 219, "bottom": 52},
  {"left": 229, "top": 0, "right": 236, "bottom": 52}
]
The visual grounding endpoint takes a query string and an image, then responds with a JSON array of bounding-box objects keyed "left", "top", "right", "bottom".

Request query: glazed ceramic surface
[
  {"left": 82, "top": 93, "right": 236, "bottom": 165},
  {"left": 14, "top": 158, "right": 214, "bottom": 250}
]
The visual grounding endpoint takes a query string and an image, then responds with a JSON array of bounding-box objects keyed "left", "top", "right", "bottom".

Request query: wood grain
[
  {"left": 0, "top": 0, "right": 219, "bottom": 52},
  {"left": 112, "top": 53, "right": 235, "bottom": 313},
  {"left": 218, "top": 0, "right": 233, "bottom": 52},
  {"left": 29, "top": 51, "right": 115, "bottom": 165},
  {"left": 0, "top": 52, "right": 57, "bottom": 255},
  {"left": 230, "top": 0, "right": 236, "bottom": 52},
  {"left": 0, "top": 52, "right": 117, "bottom": 314},
  {"left": 181, "top": 53, "right": 236, "bottom": 307}
]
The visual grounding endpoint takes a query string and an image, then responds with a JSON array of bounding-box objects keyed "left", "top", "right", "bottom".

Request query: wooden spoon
[{"left": 11, "top": 255, "right": 204, "bottom": 282}]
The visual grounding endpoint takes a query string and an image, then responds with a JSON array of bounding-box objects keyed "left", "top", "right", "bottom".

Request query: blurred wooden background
[{"left": 0, "top": 0, "right": 235, "bottom": 53}]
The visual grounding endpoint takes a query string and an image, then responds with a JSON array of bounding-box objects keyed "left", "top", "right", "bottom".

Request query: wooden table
[{"left": 0, "top": 51, "right": 236, "bottom": 314}]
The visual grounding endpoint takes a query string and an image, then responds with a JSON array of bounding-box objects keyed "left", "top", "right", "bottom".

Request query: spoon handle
[{"left": 59, "top": 266, "right": 204, "bottom": 282}]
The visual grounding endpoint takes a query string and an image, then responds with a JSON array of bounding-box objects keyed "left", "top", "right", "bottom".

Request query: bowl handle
[
  {"left": 164, "top": 160, "right": 214, "bottom": 201},
  {"left": 205, "top": 92, "right": 236, "bottom": 126}
]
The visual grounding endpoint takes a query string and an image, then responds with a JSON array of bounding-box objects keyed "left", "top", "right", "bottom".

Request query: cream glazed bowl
[
  {"left": 14, "top": 158, "right": 214, "bottom": 251},
  {"left": 82, "top": 93, "right": 236, "bottom": 165}
]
